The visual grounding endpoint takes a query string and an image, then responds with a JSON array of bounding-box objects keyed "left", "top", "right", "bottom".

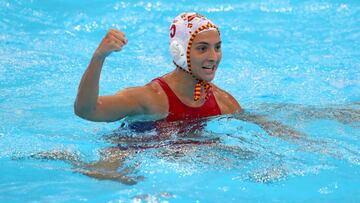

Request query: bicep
[{"left": 88, "top": 87, "right": 146, "bottom": 122}]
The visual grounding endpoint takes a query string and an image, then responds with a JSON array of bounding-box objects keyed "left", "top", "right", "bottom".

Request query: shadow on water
[{"left": 13, "top": 103, "right": 360, "bottom": 185}]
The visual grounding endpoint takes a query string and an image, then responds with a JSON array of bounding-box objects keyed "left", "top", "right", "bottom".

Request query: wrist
[{"left": 93, "top": 49, "right": 107, "bottom": 61}]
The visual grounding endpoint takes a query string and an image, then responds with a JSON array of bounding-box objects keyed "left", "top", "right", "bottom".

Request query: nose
[{"left": 208, "top": 47, "right": 218, "bottom": 63}]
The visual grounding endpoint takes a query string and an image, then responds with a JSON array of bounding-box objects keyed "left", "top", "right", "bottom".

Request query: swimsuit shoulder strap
[{"left": 152, "top": 77, "right": 184, "bottom": 107}]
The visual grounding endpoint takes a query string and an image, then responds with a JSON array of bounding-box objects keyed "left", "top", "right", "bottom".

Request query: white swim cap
[{"left": 169, "top": 12, "right": 219, "bottom": 72}]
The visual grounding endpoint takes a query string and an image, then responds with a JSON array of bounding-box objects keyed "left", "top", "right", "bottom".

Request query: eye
[
  {"left": 215, "top": 44, "right": 221, "bottom": 51},
  {"left": 196, "top": 46, "right": 207, "bottom": 52}
]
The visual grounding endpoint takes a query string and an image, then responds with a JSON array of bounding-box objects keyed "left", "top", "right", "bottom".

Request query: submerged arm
[
  {"left": 235, "top": 112, "right": 305, "bottom": 138},
  {"left": 29, "top": 149, "right": 143, "bottom": 185}
]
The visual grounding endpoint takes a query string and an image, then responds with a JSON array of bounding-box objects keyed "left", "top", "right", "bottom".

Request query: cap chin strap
[
  {"left": 194, "top": 80, "right": 211, "bottom": 101},
  {"left": 174, "top": 62, "right": 212, "bottom": 101},
  {"left": 186, "top": 23, "right": 218, "bottom": 101}
]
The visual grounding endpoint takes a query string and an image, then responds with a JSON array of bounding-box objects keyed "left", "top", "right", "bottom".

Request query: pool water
[{"left": 0, "top": 0, "right": 359, "bottom": 202}]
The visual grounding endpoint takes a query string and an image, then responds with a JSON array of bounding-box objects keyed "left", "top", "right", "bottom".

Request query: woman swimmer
[
  {"left": 69, "top": 12, "right": 310, "bottom": 184},
  {"left": 74, "top": 12, "right": 241, "bottom": 122},
  {"left": 70, "top": 12, "right": 244, "bottom": 184}
]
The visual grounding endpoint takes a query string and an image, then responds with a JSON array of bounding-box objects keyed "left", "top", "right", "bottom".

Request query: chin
[
  {"left": 203, "top": 74, "right": 216, "bottom": 82},
  {"left": 193, "top": 69, "right": 216, "bottom": 82}
]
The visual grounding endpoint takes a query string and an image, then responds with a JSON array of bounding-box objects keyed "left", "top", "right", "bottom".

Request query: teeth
[{"left": 203, "top": 66, "right": 215, "bottom": 69}]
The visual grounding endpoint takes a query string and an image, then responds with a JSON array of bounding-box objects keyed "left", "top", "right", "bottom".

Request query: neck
[{"left": 165, "top": 67, "right": 205, "bottom": 100}]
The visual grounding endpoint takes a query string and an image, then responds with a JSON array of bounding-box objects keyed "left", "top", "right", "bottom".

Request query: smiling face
[{"left": 189, "top": 30, "right": 222, "bottom": 82}]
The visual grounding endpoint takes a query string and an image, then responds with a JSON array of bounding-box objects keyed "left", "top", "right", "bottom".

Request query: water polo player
[{"left": 74, "top": 12, "right": 242, "bottom": 122}]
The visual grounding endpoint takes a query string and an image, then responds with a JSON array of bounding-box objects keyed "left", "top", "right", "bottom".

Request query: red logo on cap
[
  {"left": 187, "top": 15, "right": 196, "bottom": 22},
  {"left": 170, "top": 24, "right": 176, "bottom": 38}
]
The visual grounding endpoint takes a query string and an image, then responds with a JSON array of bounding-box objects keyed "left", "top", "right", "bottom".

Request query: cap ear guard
[{"left": 169, "top": 40, "right": 187, "bottom": 71}]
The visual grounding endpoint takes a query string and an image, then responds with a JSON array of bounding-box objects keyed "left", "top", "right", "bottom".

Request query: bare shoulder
[
  {"left": 211, "top": 83, "right": 243, "bottom": 114},
  {"left": 115, "top": 80, "right": 162, "bottom": 98}
]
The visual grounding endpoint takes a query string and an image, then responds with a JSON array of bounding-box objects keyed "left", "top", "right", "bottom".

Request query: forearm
[
  {"left": 236, "top": 112, "right": 304, "bottom": 137},
  {"left": 74, "top": 54, "right": 105, "bottom": 117}
]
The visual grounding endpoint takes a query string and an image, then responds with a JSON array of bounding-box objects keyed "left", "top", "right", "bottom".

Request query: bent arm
[
  {"left": 74, "top": 57, "right": 152, "bottom": 122},
  {"left": 80, "top": 87, "right": 147, "bottom": 122},
  {"left": 74, "top": 55, "right": 104, "bottom": 119},
  {"left": 74, "top": 28, "right": 133, "bottom": 122},
  {"left": 75, "top": 61, "right": 148, "bottom": 122}
]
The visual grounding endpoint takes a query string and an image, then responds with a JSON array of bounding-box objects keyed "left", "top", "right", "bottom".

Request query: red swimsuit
[
  {"left": 153, "top": 78, "right": 222, "bottom": 122},
  {"left": 118, "top": 78, "right": 222, "bottom": 146}
]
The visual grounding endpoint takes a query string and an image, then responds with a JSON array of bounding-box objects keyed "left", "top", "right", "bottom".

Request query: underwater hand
[{"left": 94, "top": 28, "right": 128, "bottom": 59}]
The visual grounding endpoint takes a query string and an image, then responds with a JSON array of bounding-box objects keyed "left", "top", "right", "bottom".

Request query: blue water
[{"left": 0, "top": 0, "right": 359, "bottom": 202}]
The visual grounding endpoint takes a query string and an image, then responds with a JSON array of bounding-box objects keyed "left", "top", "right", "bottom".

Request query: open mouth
[{"left": 202, "top": 65, "right": 215, "bottom": 70}]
